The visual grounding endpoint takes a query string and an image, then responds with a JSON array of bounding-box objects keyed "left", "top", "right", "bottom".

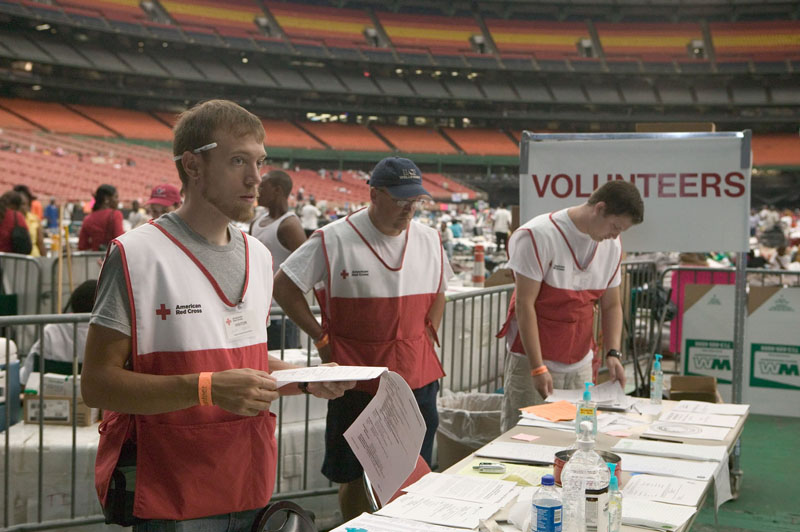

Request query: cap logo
[{"left": 400, "top": 168, "right": 419, "bottom": 179}]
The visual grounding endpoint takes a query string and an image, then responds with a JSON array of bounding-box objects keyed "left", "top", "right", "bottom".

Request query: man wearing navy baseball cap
[{"left": 274, "top": 156, "right": 453, "bottom": 519}]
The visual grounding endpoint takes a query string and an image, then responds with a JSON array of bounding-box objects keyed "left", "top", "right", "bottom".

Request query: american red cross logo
[
  {"left": 340, "top": 269, "right": 349, "bottom": 280},
  {"left": 155, "top": 304, "right": 171, "bottom": 321},
  {"left": 226, "top": 318, "right": 232, "bottom": 326}
]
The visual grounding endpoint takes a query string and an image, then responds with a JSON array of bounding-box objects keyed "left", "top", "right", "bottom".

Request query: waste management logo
[
  {"left": 685, "top": 339, "right": 732, "bottom": 383},
  {"left": 768, "top": 295, "right": 794, "bottom": 312},
  {"left": 750, "top": 343, "right": 800, "bottom": 390}
]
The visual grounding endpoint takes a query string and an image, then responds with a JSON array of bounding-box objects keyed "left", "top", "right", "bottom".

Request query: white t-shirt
[
  {"left": 507, "top": 209, "right": 615, "bottom": 285},
  {"left": 282, "top": 209, "right": 453, "bottom": 294},
  {"left": 300, "top": 204, "right": 321, "bottom": 230},
  {"left": 492, "top": 208, "right": 512, "bottom": 233},
  {"left": 506, "top": 208, "right": 619, "bottom": 373}
]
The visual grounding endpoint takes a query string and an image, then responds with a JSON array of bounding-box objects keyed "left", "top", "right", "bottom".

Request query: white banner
[
  {"left": 745, "top": 287, "right": 800, "bottom": 417},
  {"left": 519, "top": 132, "right": 751, "bottom": 252}
]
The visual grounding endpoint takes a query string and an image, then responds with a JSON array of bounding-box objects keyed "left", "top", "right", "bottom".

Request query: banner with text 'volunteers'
[{"left": 519, "top": 132, "right": 752, "bottom": 252}]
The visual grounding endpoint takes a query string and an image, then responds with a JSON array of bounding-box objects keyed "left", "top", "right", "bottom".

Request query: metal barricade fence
[
  {"left": 0, "top": 254, "right": 43, "bottom": 355},
  {"left": 1, "top": 285, "right": 514, "bottom": 531},
  {"left": 48, "top": 253, "right": 105, "bottom": 315}
]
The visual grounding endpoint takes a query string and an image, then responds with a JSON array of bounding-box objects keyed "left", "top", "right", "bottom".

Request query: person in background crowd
[
  {"left": 450, "top": 217, "right": 463, "bottom": 239},
  {"left": 127, "top": 200, "right": 147, "bottom": 229},
  {"left": 0, "top": 190, "right": 28, "bottom": 253},
  {"left": 80, "top": 99, "right": 353, "bottom": 530},
  {"left": 44, "top": 197, "right": 59, "bottom": 231},
  {"left": 462, "top": 209, "right": 477, "bottom": 236},
  {"left": 78, "top": 184, "right": 123, "bottom": 251},
  {"left": 144, "top": 183, "right": 182, "bottom": 220},
  {"left": 440, "top": 220, "right": 454, "bottom": 260},
  {"left": 300, "top": 198, "right": 321, "bottom": 237},
  {"left": 497, "top": 180, "right": 644, "bottom": 432},
  {"left": 250, "top": 170, "right": 307, "bottom": 350},
  {"left": 274, "top": 156, "right": 452, "bottom": 521},
  {"left": 492, "top": 203, "right": 512, "bottom": 252},
  {"left": 21, "top": 279, "right": 97, "bottom": 385},
  {"left": 14, "top": 185, "right": 45, "bottom": 256}
]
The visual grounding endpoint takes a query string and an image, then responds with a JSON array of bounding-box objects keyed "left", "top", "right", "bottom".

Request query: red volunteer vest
[
  {"left": 498, "top": 211, "right": 622, "bottom": 365},
  {"left": 314, "top": 210, "right": 445, "bottom": 394},
  {"left": 94, "top": 222, "right": 276, "bottom": 520}
]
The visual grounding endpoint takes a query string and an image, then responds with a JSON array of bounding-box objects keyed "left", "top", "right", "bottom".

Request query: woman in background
[
  {"left": 0, "top": 190, "right": 29, "bottom": 253},
  {"left": 14, "top": 185, "right": 46, "bottom": 256},
  {"left": 78, "top": 184, "right": 123, "bottom": 251}
]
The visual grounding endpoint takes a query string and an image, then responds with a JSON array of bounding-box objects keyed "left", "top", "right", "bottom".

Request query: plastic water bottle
[
  {"left": 575, "top": 382, "right": 597, "bottom": 438},
  {"left": 650, "top": 354, "right": 663, "bottom": 405},
  {"left": 562, "top": 421, "right": 610, "bottom": 532},
  {"left": 607, "top": 463, "right": 622, "bottom": 532},
  {"left": 531, "top": 474, "right": 562, "bottom": 532}
]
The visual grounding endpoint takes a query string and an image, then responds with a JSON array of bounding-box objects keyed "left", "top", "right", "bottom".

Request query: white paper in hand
[{"left": 344, "top": 371, "right": 426, "bottom": 507}]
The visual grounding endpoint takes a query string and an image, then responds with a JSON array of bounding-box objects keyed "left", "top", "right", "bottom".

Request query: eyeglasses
[
  {"left": 172, "top": 142, "right": 217, "bottom": 161},
  {"left": 378, "top": 188, "right": 428, "bottom": 209}
]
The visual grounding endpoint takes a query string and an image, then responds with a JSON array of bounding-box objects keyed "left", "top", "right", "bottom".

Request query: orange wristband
[
  {"left": 530, "top": 365, "right": 549, "bottom": 377},
  {"left": 198, "top": 372, "right": 213, "bottom": 407},
  {"left": 314, "top": 333, "right": 329, "bottom": 350}
]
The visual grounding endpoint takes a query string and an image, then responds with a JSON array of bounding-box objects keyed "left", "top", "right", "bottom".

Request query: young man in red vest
[
  {"left": 273, "top": 157, "right": 452, "bottom": 520},
  {"left": 81, "top": 99, "right": 353, "bottom": 531},
  {"left": 498, "top": 180, "right": 644, "bottom": 432}
]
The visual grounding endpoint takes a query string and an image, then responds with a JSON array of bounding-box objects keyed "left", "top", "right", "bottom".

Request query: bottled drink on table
[
  {"left": 650, "top": 353, "right": 663, "bottom": 405},
  {"left": 562, "top": 421, "right": 610, "bottom": 532},
  {"left": 607, "top": 463, "right": 622, "bottom": 532},
  {"left": 531, "top": 473, "right": 562, "bottom": 532}
]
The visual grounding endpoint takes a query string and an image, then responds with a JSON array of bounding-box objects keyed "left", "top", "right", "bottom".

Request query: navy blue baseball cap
[{"left": 367, "top": 157, "right": 431, "bottom": 199}]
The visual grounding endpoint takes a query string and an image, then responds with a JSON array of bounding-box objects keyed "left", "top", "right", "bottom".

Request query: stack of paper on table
[
  {"left": 546, "top": 381, "right": 637, "bottom": 411},
  {"left": 520, "top": 401, "right": 576, "bottom": 422},
  {"left": 671, "top": 400, "right": 750, "bottom": 416},
  {"left": 622, "top": 499, "right": 697, "bottom": 531},
  {"left": 330, "top": 512, "right": 468, "bottom": 532},
  {"left": 658, "top": 410, "right": 740, "bottom": 428},
  {"left": 612, "top": 438, "right": 727, "bottom": 462},
  {"left": 622, "top": 474, "right": 706, "bottom": 507},
  {"left": 376, "top": 493, "right": 501, "bottom": 529},
  {"left": 517, "top": 414, "right": 574, "bottom": 431},
  {"left": 475, "top": 442, "right": 562, "bottom": 465},
  {"left": 457, "top": 458, "right": 552, "bottom": 487},
  {"left": 615, "top": 452, "right": 718, "bottom": 481},
  {"left": 642, "top": 421, "right": 731, "bottom": 441},
  {"left": 402, "top": 472, "right": 519, "bottom": 506}
]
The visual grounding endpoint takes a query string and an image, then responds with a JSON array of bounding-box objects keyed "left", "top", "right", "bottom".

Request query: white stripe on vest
[
  {"left": 322, "top": 215, "right": 443, "bottom": 298},
  {"left": 116, "top": 223, "right": 272, "bottom": 355}
]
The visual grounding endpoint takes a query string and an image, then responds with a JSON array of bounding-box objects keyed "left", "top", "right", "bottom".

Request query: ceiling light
[{"left": 35, "top": 24, "right": 50, "bottom": 31}]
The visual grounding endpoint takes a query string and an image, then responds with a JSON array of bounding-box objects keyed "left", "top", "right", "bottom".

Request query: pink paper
[{"left": 511, "top": 433, "right": 541, "bottom": 442}]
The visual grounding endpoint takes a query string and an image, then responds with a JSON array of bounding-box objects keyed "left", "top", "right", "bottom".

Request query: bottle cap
[
  {"left": 583, "top": 381, "right": 594, "bottom": 401},
  {"left": 541, "top": 474, "right": 555, "bottom": 486},
  {"left": 654, "top": 354, "right": 662, "bottom": 370},
  {"left": 607, "top": 463, "right": 618, "bottom": 490},
  {"left": 577, "top": 420, "right": 594, "bottom": 449}
]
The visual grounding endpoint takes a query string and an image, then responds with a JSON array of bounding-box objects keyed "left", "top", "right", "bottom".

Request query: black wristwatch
[{"left": 606, "top": 349, "right": 622, "bottom": 360}]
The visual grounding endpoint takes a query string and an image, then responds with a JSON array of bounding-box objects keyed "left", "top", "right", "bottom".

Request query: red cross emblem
[
  {"left": 340, "top": 269, "right": 349, "bottom": 280},
  {"left": 155, "top": 304, "right": 171, "bottom": 321},
  {"left": 226, "top": 318, "right": 232, "bottom": 326}
]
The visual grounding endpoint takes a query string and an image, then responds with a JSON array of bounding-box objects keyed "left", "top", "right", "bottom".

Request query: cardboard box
[
  {"left": 24, "top": 373, "right": 81, "bottom": 397},
  {"left": 669, "top": 375, "right": 723, "bottom": 403},
  {"left": 23, "top": 395, "right": 99, "bottom": 426}
]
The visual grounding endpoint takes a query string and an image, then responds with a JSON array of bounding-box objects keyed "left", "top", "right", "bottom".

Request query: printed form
[
  {"left": 343, "top": 371, "right": 426, "bottom": 506},
  {"left": 475, "top": 442, "right": 562, "bottom": 464},
  {"left": 671, "top": 400, "right": 750, "bottom": 416},
  {"left": 376, "top": 492, "right": 501, "bottom": 529},
  {"left": 615, "top": 452, "right": 719, "bottom": 481},
  {"left": 330, "top": 512, "right": 467, "bottom": 532},
  {"left": 271, "top": 365, "right": 387, "bottom": 387},
  {"left": 612, "top": 438, "right": 727, "bottom": 462},
  {"left": 402, "top": 472, "right": 518, "bottom": 505},
  {"left": 623, "top": 474, "right": 706, "bottom": 507},
  {"left": 658, "top": 410, "right": 740, "bottom": 428}
]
